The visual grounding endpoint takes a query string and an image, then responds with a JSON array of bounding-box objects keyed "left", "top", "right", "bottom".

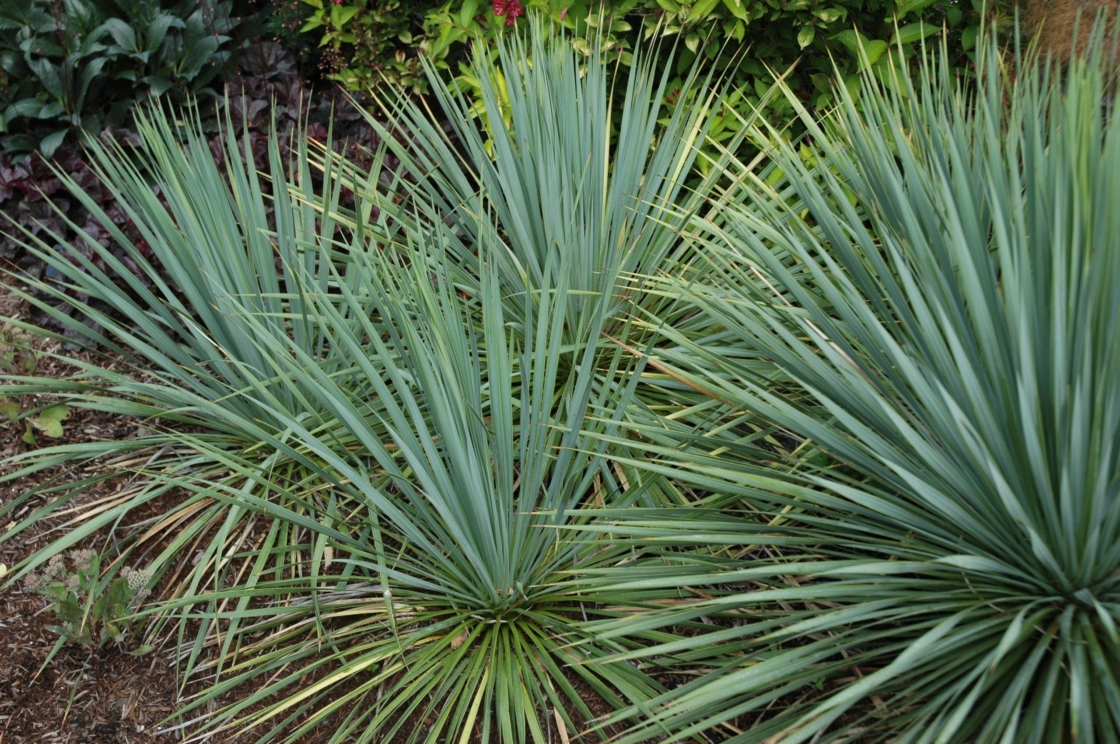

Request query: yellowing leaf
[
  {"left": 0, "top": 400, "right": 19, "bottom": 421},
  {"left": 29, "top": 404, "right": 69, "bottom": 438},
  {"left": 42, "top": 404, "right": 70, "bottom": 422}
]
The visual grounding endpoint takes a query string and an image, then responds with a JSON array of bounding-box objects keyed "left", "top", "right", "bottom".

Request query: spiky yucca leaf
[{"left": 148, "top": 225, "right": 699, "bottom": 743}]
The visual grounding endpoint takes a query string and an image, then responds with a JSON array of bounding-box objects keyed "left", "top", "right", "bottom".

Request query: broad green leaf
[
  {"left": 894, "top": 0, "right": 938, "bottom": 17},
  {"left": 722, "top": 0, "right": 749, "bottom": 19},
  {"left": 892, "top": 21, "right": 937, "bottom": 45},
  {"left": 797, "top": 25, "right": 815, "bottom": 48},
  {"left": 329, "top": 4, "right": 361, "bottom": 27},
  {"left": 0, "top": 400, "right": 19, "bottom": 421},
  {"left": 38, "top": 129, "right": 67, "bottom": 157},
  {"left": 459, "top": 0, "right": 479, "bottom": 25},
  {"left": 813, "top": 7, "right": 845, "bottom": 23},
  {"left": 962, "top": 24, "right": 978, "bottom": 50}
]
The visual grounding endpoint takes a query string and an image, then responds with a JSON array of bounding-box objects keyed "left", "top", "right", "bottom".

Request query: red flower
[{"left": 495, "top": 0, "right": 522, "bottom": 23}]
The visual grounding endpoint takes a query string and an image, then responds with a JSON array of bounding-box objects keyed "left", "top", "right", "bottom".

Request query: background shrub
[
  {"left": 308, "top": 0, "right": 986, "bottom": 145},
  {"left": 300, "top": 0, "right": 444, "bottom": 92},
  {"left": 0, "top": 0, "right": 239, "bottom": 156}
]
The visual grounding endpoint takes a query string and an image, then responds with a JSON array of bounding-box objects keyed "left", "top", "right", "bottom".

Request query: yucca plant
[
  {"left": 147, "top": 231, "right": 698, "bottom": 742},
  {"left": 0, "top": 105, "right": 407, "bottom": 667},
  {"left": 0, "top": 26, "right": 750, "bottom": 741},
  {"left": 576, "top": 30, "right": 1120, "bottom": 744},
  {"left": 320, "top": 21, "right": 782, "bottom": 505}
]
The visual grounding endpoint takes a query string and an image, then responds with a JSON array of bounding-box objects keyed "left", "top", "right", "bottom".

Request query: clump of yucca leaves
[
  {"left": 576, "top": 25, "right": 1120, "bottom": 744},
  {"left": 1, "top": 16, "right": 1117, "bottom": 744},
  {"left": 0, "top": 21, "right": 752, "bottom": 743}
]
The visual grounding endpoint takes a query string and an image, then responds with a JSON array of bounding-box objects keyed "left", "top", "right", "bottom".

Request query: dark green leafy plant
[
  {"left": 255, "top": 0, "right": 322, "bottom": 71},
  {"left": 299, "top": 0, "right": 442, "bottom": 92},
  {"left": 0, "top": 0, "right": 236, "bottom": 155},
  {"left": 23, "top": 547, "right": 152, "bottom": 720},
  {"left": 0, "top": 325, "right": 39, "bottom": 376},
  {"left": 577, "top": 30, "right": 1120, "bottom": 743},
  {"left": 412, "top": 0, "right": 986, "bottom": 198}
]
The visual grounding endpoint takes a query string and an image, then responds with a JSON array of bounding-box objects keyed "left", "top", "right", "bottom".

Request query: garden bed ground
[{"left": 0, "top": 283, "right": 179, "bottom": 743}]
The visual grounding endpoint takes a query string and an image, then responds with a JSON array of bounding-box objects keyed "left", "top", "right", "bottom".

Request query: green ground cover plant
[
  {"left": 1, "top": 16, "right": 1118, "bottom": 744},
  {"left": 26, "top": 548, "right": 152, "bottom": 652}
]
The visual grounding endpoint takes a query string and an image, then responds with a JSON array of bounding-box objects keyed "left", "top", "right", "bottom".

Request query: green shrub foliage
[
  {"left": 307, "top": 0, "right": 982, "bottom": 136},
  {"left": 299, "top": 0, "right": 444, "bottom": 91},
  {"left": 0, "top": 0, "right": 237, "bottom": 154}
]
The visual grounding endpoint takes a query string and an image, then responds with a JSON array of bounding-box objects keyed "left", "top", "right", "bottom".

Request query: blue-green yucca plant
[
  {"left": 150, "top": 24, "right": 749, "bottom": 739},
  {"left": 0, "top": 105, "right": 405, "bottom": 666},
  {"left": 578, "top": 29, "right": 1120, "bottom": 744},
  {"left": 158, "top": 236, "right": 687, "bottom": 742},
  {"left": 0, "top": 22, "right": 743, "bottom": 741}
]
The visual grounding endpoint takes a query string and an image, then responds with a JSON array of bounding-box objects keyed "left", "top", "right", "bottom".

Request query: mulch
[
  {"left": 0, "top": 281, "right": 269, "bottom": 743},
  {"left": 0, "top": 282, "right": 186, "bottom": 743}
]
